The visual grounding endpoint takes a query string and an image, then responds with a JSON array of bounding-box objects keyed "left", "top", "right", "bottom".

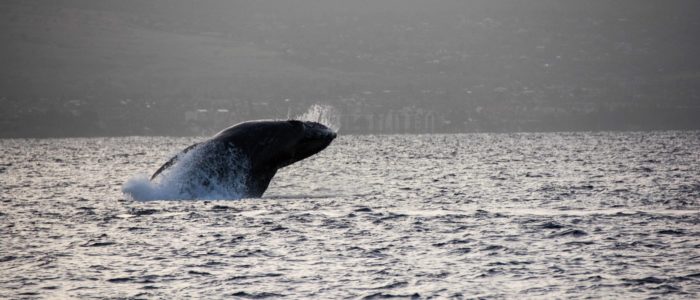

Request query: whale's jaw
[{"left": 280, "top": 121, "right": 336, "bottom": 169}]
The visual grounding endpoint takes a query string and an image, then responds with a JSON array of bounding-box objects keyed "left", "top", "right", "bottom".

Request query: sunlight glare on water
[{"left": 2, "top": 131, "right": 700, "bottom": 298}]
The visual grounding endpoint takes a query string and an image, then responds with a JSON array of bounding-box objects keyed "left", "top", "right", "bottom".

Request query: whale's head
[
  {"left": 290, "top": 120, "right": 337, "bottom": 166},
  {"left": 213, "top": 120, "right": 336, "bottom": 170}
]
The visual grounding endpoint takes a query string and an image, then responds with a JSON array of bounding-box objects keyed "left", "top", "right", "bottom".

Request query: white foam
[
  {"left": 122, "top": 142, "right": 250, "bottom": 201},
  {"left": 122, "top": 173, "right": 178, "bottom": 201}
]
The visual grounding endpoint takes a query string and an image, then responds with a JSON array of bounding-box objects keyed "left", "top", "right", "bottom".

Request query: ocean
[{"left": 2, "top": 131, "right": 699, "bottom": 298}]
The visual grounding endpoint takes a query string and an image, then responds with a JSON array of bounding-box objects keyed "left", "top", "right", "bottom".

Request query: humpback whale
[{"left": 150, "top": 120, "right": 336, "bottom": 198}]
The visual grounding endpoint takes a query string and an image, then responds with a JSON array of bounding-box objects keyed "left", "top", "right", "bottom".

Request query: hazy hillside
[{"left": 1, "top": 0, "right": 699, "bottom": 137}]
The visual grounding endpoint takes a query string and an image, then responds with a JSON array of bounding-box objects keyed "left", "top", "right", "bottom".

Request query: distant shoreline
[{"left": 2, "top": 128, "right": 698, "bottom": 140}]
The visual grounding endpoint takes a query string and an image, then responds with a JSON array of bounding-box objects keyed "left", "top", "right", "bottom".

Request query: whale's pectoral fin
[
  {"left": 150, "top": 143, "right": 200, "bottom": 180},
  {"left": 246, "top": 168, "right": 277, "bottom": 197}
]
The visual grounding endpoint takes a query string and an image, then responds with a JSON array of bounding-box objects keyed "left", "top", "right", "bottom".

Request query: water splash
[
  {"left": 122, "top": 142, "right": 250, "bottom": 201},
  {"left": 294, "top": 104, "right": 341, "bottom": 132}
]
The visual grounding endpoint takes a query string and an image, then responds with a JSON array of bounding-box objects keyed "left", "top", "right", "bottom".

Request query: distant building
[{"left": 341, "top": 106, "right": 441, "bottom": 134}]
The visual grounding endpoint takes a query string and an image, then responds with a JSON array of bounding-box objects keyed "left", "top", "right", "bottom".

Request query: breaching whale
[{"left": 150, "top": 120, "right": 336, "bottom": 198}]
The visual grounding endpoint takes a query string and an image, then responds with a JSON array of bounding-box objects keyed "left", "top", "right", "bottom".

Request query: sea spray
[
  {"left": 295, "top": 104, "right": 341, "bottom": 133},
  {"left": 122, "top": 142, "right": 250, "bottom": 200}
]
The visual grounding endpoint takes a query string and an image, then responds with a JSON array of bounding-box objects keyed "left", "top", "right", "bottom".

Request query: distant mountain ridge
[{"left": 1, "top": 0, "right": 699, "bottom": 136}]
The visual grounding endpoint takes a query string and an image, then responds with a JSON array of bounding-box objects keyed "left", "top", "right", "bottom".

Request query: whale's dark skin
[{"left": 150, "top": 120, "right": 336, "bottom": 197}]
